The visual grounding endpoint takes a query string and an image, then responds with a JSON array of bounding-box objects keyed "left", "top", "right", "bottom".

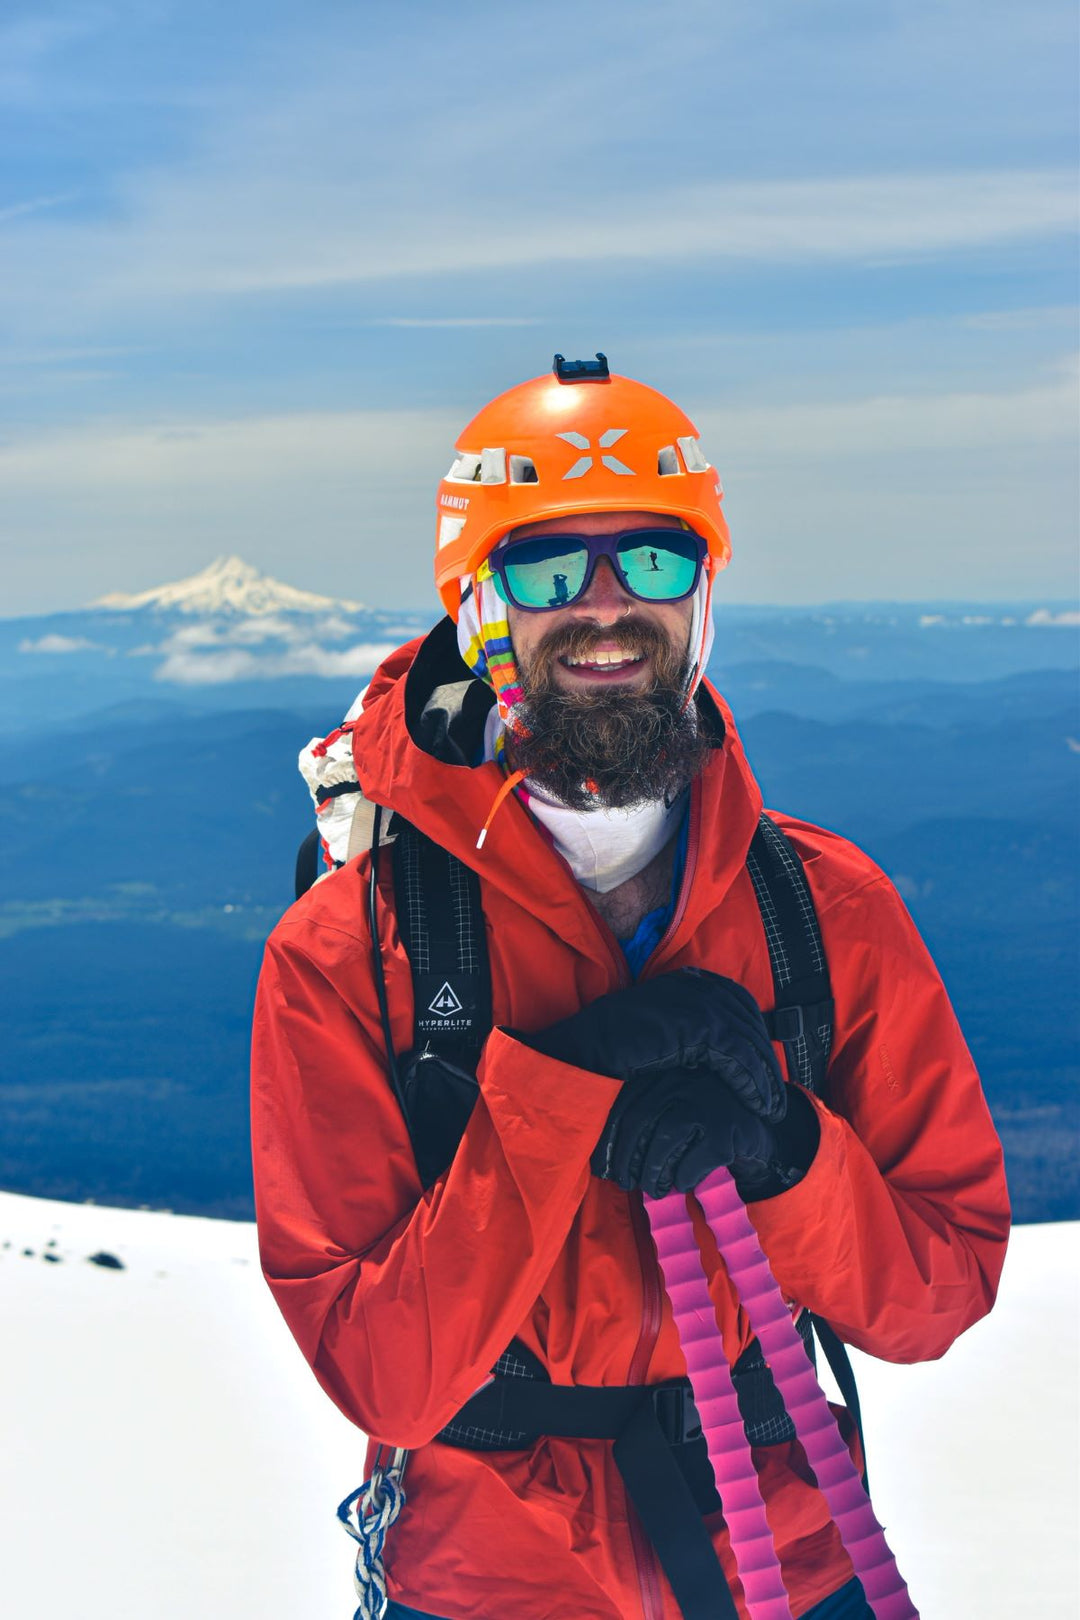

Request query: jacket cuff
[
  {"left": 481, "top": 1026, "right": 622, "bottom": 1164},
  {"left": 735, "top": 1082, "right": 822, "bottom": 1201}
]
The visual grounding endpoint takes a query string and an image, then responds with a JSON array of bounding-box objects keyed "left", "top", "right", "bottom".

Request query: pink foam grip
[
  {"left": 693, "top": 1168, "right": 919, "bottom": 1620},
  {"left": 645, "top": 1190, "right": 794, "bottom": 1620}
]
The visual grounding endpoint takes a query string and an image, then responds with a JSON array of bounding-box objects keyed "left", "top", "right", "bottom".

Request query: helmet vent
[
  {"left": 657, "top": 445, "right": 680, "bottom": 476},
  {"left": 677, "top": 436, "right": 711, "bottom": 473},
  {"left": 480, "top": 447, "right": 507, "bottom": 484},
  {"left": 447, "top": 452, "right": 482, "bottom": 483},
  {"left": 438, "top": 515, "right": 467, "bottom": 549},
  {"left": 509, "top": 455, "right": 539, "bottom": 484}
]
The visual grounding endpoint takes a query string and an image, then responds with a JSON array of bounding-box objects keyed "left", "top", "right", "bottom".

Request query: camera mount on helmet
[{"left": 552, "top": 353, "right": 610, "bottom": 383}]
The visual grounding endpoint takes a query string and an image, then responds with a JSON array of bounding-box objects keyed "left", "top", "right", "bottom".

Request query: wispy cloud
[
  {"left": 158, "top": 615, "right": 364, "bottom": 651},
  {"left": 155, "top": 641, "right": 400, "bottom": 686},
  {"left": 70, "top": 168, "right": 1078, "bottom": 305},
  {"left": 124, "top": 609, "right": 402, "bottom": 685},
  {"left": 3, "top": 363, "right": 1073, "bottom": 498},
  {"left": 19, "top": 633, "right": 103, "bottom": 654},
  {"left": 375, "top": 317, "right": 541, "bottom": 329},
  {"left": 0, "top": 407, "right": 460, "bottom": 487},
  {"left": 0, "top": 192, "right": 75, "bottom": 224},
  {"left": 0, "top": 10, "right": 113, "bottom": 101},
  {"left": 0, "top": 344, "right": 140, "bottom": 366},
  {"left": 5, "top": 2, "right": 1075, "bottom": 331},
  {"left": 696, "top": 357, "right": 1078, "bottom": 458},
  {"left": 962, "top": 306, "right": 1079, "bottom": 332},
  {"left": 1026, "top": 608, "right": 1080, "bottom": 626}
]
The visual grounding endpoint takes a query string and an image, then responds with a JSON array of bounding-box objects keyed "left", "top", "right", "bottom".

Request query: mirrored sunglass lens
[
  {"left": 502, "top": 538, "right": 589, "bottom": 608},
  {"left": 617, "top": 534, "right": 699, "bottom": 600}
]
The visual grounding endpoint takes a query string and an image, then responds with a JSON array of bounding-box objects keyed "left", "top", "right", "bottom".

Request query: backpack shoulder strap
[
  {"left": 391, "top": 820, "right": 491, "bottom": 1068},
  {"left": 745, "top": 813, "right": 834, "bottom": 1097},
  {"left": 743, "top": 813, "right": 867, "bottom": 1483},
  {"left": 361, "top": 816, "right": 490, "bottom": 1190}
]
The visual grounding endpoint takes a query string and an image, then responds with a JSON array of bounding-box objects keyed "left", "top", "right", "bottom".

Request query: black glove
[
  {"left": 592, "top": 1072, "right": 820, "bottom": 1200},
  {"left": 514, "top": 968, "right": 787, "bottom": 1120}
]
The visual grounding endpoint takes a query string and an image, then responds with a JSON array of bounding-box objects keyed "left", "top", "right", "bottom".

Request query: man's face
[
  {"left": 497, "top": 510, "right": 710, "bottom": 810},
  {"left": 503, "top": 510, "right": 694, "bottom": 694}
]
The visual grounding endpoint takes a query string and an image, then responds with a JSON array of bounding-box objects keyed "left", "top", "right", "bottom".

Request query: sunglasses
[{"left": 488, "top": 528, "right": 708, "bottom": 613}]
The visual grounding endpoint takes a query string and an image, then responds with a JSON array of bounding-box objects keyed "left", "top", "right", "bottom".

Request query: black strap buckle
[
  {"left": 649, "top": 1381, "right": 703, "bottom": 1447},
  {"left": 769, "top": 1005, "right": 806, "bottom": 1041},
  {"left": 766, "top": 999, "right": 836, "bottom": 1045}
]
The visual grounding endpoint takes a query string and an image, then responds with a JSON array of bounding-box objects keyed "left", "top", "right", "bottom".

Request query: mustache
[{"left": 525, "top": 617, "right": 686, "bottom": 692}]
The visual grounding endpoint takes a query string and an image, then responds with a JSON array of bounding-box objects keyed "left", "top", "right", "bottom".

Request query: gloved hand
[
  {"left": 515, "top": 968, "right": 787, "bottom": 1120},
  {"left": 592, "top": 1071, "right": 820, "bottom": 1200}
]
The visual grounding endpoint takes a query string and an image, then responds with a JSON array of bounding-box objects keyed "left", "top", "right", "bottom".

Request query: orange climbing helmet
[{"left": 434, "top": 354, "right": 732, "bottom": 618}]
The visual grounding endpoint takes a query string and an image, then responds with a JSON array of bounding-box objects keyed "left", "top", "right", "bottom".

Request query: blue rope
[{"left": 337, "top": 1459, "right": 408, "bottom": 1620}]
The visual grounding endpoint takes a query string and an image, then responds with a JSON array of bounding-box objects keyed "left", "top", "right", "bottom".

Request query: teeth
[{"left": 565, "top": 649, "right": 641, "bottom": 667}]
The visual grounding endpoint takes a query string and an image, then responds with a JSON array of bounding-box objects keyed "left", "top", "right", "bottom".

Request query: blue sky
[{"left": 1, "top": 0, "right": 1077, "bottom": 614}]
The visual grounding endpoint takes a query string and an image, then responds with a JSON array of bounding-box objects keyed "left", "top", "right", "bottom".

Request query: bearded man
[{"left": 251, "top": 356, "right": 1009, "bottom": 1620}]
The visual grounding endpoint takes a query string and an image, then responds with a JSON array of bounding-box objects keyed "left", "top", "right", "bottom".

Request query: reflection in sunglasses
[{"left": 493, "top": 529, "right": 705, "bottom": 612}]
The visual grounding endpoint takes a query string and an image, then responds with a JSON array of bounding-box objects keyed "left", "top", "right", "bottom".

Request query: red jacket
[{"left": 251, "top": 627, "right": 1010, "bottom": 1620}]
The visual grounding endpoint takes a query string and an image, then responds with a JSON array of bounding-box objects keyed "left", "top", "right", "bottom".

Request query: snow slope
[{"left": 1, "top": 1192, "right": 1076, "bottom": 1619}]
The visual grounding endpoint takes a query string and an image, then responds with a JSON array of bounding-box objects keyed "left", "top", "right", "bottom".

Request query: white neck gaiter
[{"left": 480, "top": 703, "right": 689, "bottom": 892}]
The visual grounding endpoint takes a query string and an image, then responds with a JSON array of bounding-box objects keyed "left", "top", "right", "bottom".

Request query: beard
[{"left": 507, "top": 617, "right": 712, "bottom": 811}]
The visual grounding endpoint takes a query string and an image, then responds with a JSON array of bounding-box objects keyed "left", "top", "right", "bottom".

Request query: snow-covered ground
[{"left": 1, "top": 1191, "right": 1076, "bottom": 1619}]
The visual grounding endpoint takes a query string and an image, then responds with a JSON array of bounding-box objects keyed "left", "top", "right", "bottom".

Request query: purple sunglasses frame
[{"left": 487, "top": 527, "right": 709, "bottom": 613}]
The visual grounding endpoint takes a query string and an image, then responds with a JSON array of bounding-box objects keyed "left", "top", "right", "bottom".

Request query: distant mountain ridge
[
  {"left": 91, "top": 555, "right": 364, "bottom": 617},
  {"left": 0, "top": 558, "right": 1076, "bottom": 736},
  {"left": 0, "top": 657, "right": 1076, "bottom": 1224},
  {"left": 1, "top": 564, "right": 1076, "bottom": 1224}
]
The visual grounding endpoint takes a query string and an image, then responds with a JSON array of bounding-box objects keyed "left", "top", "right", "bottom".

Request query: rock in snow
[{"left": 0, "top": 1190, "right": 1075, "bottom": 1619}]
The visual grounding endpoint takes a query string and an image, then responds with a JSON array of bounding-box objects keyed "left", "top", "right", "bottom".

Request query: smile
[{"left": 562, "top": 649, "right": 643, "bottom": 670}]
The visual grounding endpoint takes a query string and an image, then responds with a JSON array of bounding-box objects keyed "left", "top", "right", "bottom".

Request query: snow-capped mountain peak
[{"left": 92, "top": 556, "right": 363, "bottom": 616}]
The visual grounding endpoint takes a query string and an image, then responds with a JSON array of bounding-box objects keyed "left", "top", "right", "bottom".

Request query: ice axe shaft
[{"left": 645, "top": 1167, "right": 919, "bottom": 1620}]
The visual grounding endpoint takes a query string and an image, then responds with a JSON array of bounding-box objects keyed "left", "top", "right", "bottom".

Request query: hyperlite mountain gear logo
[
  {"left": 417, "top": 977, "right": 472, "bottom": 1040},
  {"left": 428, "top": 981, "right": 464, "bottom": 1019},
  {"left": 414, "top": 969, "right": 479, "bottom": 1040}
]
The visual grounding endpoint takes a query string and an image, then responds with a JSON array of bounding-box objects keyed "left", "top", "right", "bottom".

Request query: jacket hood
[{"left": 350, "top": 616, "right": 764, "bottom": 952}]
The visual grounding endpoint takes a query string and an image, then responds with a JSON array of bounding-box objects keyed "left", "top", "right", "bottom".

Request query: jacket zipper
[
  {"left": 650, "top": 780, "right": 701, "bottom": 971},
  {"left": 625, "top": 786, "right": 703, "bottom": 1620}
]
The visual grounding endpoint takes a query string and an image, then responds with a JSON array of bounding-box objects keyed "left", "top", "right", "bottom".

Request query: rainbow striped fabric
[{"left": 457, "top": 563, "right": 525, "bottom": 724}]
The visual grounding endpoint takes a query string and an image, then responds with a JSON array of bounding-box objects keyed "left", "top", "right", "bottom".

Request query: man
[{"left": 251, "top": 357, "right": 1010, "bottom": 1619}]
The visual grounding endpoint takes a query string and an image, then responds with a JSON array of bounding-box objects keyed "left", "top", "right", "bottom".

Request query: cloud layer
[
  {"left": 2, "top": 0, "right": 1076, "bottom": 611},
  {"left": 153, "top": 640, "right": 400, "bottom": 686}
]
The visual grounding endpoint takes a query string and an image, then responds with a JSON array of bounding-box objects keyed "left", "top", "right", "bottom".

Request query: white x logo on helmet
[{"left": 557, "top": 428, "right": 635, "bottom": 480}]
